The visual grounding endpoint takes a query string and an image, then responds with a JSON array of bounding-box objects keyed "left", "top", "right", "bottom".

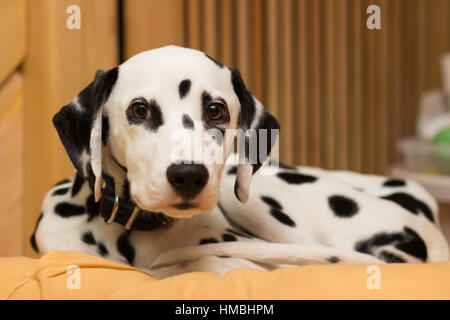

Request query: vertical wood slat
[
  {"left": 377, "top": 0, "right": 390, "bottom": 174},
  {"left": 389, "top": 0, "right": 404, "bottom": 166},
  {"left": 236, "top": 0, "right": 250, "bottom": 85},
  {"left": 203, "top": 0, "right": 218, "bottom": 58},
  {"left": 296, "top": 0, "right": 308, "bottom": 165},
  {"left": 250, "top": 0, "right": 263, "bottom": 100},
  {"left": 0, "top": 73, "right": 24, "bottom": 256},
  {"left": 219, "top": 0, "right": 234, "bottom": 67},
  {"left": 280, "top": 0, "right": 294, "bottom": 164},
  {"left": 124, "top": 0, "right": 184, "bottom": 59},
  {"left": 186, "top": 0, "right": 201, "bottom": 51},
  {"left": 348, "top": 0, "right": 363, "bottom": 172},
  {"left": 334, "top": 0, "right": 348, "bottom": 169},
  {"left": 307, "top": 0, "right": 322, "bottom": 167},
  {"left": 0, "top": 0, "right": 26, "bottom": 87},
  {"left": 24, "top": 0, "right": 119, "bottom": 256},
  {"left": 322, "top": 0, "right": 335, "bottom": 169},
  {"left": 264, "top": 0, "right": 280, "bottom": 160}
]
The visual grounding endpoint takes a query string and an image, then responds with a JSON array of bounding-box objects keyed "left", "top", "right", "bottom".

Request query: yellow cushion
[{"left": 0, "top": 251, "right": 449, "bottom": 299}]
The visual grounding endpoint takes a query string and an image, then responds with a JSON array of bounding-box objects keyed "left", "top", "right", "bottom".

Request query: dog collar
[{"left": 100, "top": 174, "right": 172, "bottom": 231}]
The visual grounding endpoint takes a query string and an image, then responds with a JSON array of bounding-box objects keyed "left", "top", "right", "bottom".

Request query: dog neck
[{"left": 93, "top": 146, "right": 172, "bottom": 231}]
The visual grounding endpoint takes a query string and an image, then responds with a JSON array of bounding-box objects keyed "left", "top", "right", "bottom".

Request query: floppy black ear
[
  {"left": 231, "top": 68, "right": 280, "bottom": 203},
  {"left": 53, "top": 67, "right": 119, "bottom": 201}
]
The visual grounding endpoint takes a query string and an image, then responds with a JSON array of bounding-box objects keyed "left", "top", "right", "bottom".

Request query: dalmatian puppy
[{"left": 31, "top": 46, "right": 449, "bottom": 278}]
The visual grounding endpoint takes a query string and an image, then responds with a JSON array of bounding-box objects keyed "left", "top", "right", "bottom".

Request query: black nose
[{"left": 166, "top": 163, "right": 209, "bottom": 200}]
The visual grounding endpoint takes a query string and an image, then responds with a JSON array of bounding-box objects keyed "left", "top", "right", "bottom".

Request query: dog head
[{"left": 53, "top": 46, "right": 279, "bottom": 218}]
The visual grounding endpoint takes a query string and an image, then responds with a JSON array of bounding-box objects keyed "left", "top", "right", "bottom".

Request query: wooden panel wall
[
  {"left": 124, "top": 0, "right": 450, "bottom": 171},
  {"left": 0, "top": 1, "right": 26, "bottom": 86},
  {"left": 0, "top": 0, "right": 26, "bottom": 257},
  {"left": 0, "top": 74, "right": 24, "bottom": 257},
  {"left": 24, "top": 0, "right": 119, "bottom": 256}
]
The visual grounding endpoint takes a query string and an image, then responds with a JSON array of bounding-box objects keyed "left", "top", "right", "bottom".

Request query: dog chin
[{"left": 160, "top": 205, "right": 205, "bottom": 218}]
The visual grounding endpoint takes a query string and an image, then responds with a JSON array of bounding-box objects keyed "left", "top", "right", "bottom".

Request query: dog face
[{"left": 53, "top": 46, "right": 279, "bottom": 218}]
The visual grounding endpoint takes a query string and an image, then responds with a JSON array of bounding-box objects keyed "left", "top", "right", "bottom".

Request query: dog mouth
[{"left": 172, "top": 202, "right": 198, "bottom": 210}]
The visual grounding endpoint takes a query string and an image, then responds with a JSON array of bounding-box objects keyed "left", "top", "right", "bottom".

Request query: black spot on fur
[
  {"left": 182, "top": 114, "right": 194, "bottom": 129},
  {"left": 52, "top": 187, "right": 70, "bottom": 196},
  {"left": 277, "top": 172, "right": 317, "bottom": 184},
  {"left": 261, "top": 196, "right": 283, "bottom": 210},
  {"left": 81, "top": 231, "right": 96, "bottom": 245},
  {"left": 327, "top": 256, "right": 340, "bottom": 263},
  {"left": 225, "top": 228, "right": 252, "bottom": 239},
  {"left": 54, "top": 179, "right": 71, "bottom": 187},
  {"left": 54, "top": 202, "right": 85, "bottom": 217},
  {"left": 97, "top": 242, "right": 109, "bottom": 256},
  {"left": 355, "top": 227, "right": 427, "bottom": 262},
  {"left": 222, "top": 234, "right": 237, "bottom": 242},
  {"left": 270, "top": 208, "right": 296, "bottom": 227},
  {"left": 71, "top": 172, "right": 85, "bottom": 197},
  {"left": 383, "top": 178, "right": 406, "bottom": 187},
  {"left": 205, "top": 54, "right": 224, "bottom": 68},
  {"left": 234, "top": 182, "right": 240, "bottom": 201},
  {"left": 102, "top": 116, "right": 109, "bottom": 145},
  {"left": 381, "top": 192, "right": 434, "bottom": 223},
  {"left": 117, "top": 233, "right": 135, "bottom": 266},
  {"left": 199, "top": 238, "right": 219, "bottom": 245},
  {"left": 227, "top": 166, "right": 237, "bottom": 175},
  {"left": 328, "top": 195, "right": 359, "bottom": 218},
  {"left": 379, "top": 251, "right": 406, "bottom": 263},
  {"left": 179, "top": 79, "right": 191, "bottom": 99},
  {"left": 30, "top": 212, "right": 43, "bottom": 253},
  {"left": 85, "top": 194, "right": 100, "bottom": 221}
]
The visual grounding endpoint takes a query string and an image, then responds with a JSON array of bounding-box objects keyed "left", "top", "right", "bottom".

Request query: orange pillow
[{"left": 1, "top": 251, "right": 449, "bottom": 299}]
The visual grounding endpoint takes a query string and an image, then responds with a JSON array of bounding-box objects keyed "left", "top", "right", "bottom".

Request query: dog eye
[
  {"left": 206, "top": 103, "right": 224, "bottom": 121},
  {"left": 131, "top": 102, "right": 149, "bottom": 119}
]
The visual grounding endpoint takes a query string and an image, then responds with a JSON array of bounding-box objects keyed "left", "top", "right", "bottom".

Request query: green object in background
[{"left": 432, "top": 126, "right": 450, "bottom": 145}]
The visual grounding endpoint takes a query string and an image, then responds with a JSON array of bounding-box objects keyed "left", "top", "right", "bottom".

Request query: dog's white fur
[{"left": 32, "top": 46, "right": 449, "bottom": 278}]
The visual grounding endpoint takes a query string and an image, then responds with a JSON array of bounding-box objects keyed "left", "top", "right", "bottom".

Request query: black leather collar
[{"left": 100, "top": 174, "right": 172, "bottom": 231}]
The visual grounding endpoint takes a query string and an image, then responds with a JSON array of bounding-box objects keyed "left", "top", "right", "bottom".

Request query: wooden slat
[
  {"left": 334, "top": 0, "right": 348, "bottom": 170},
  {"left": 124, "top": 0, "right": 184, "bottom": 59},
  {"left": 296, "top": 0, "right": 308, "bottom": 165},
  {"left": 187, "top": 0, "right": 202, "bottom": 50},
  {"left": 237, "top": 0, "right": 250, "bottom": 84},
  {"left": 24, "top": 0, "right": 119, "bottom": 257},
  {"left": 377, "top": 0, "right": 390, "bottom": 174},
  {"left": 250, "top": 0, "right": 263, "bottom": 100},
  {"left": 203, "top": 0, "right": 218, "bottom": 58},
  {"left": 0, "top": 0, "right": 26, "bottom": 86},
  {"left": 264, "top": 0, "right": 280, "bottom": 160},
  {"left": 0, "top": 73, "right": 24, "bottom": 257},
  {"left": 307, "top": 0, "right": 322, "bottom": 167},
  {"left": 322, "top": 0, "right": 335, "bottom": 169},
  {"left": 389, "top": 0, "right": 404, "bottom": 167},
  {"left": 219, "top": 0, "right": 234, "bottom": 66},
  {"left": 280, "top": 0, "right": 294, "bottom": 164},
  {"left": 348, "top": 0, "right": 363, "bottom": 172}
]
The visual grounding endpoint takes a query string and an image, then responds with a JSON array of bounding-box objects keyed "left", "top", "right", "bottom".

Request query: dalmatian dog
[{"left": 31, "top": 46, "right": 449, "bottom": 278}]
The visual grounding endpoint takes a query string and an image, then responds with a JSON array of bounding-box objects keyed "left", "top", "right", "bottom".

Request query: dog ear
[
  {"left": 231, "top": 68, "right": 280, "bottom": 203},
  {"left": 53, "top": 67, "right": 119, "bottom": 202}
]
